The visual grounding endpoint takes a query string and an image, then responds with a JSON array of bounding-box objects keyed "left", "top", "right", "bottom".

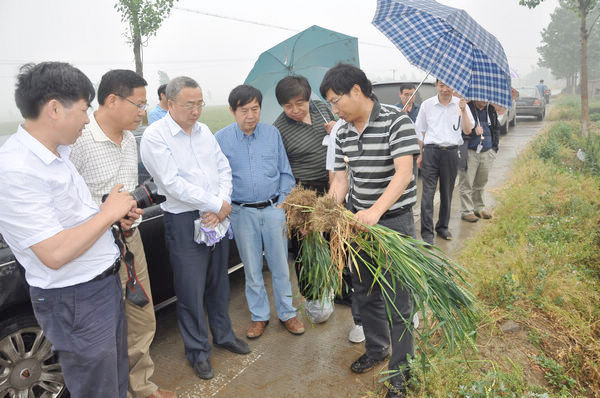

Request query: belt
[
  {"left": 425, "top": 144, "right": 458, "bottom": 150},
  {"left": 91, "top": 258, "right": 121, "bottom": 281},
  {"left": 232, "top": 196, "right": 279, "bottom": 209}
]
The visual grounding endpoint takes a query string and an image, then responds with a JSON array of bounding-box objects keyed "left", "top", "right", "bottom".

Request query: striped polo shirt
[
  {"left": 334, "top": 102, "right": 420, "bottom": 216},
  {"left": 273, "top": 100, "right": 334, "bottom": 183}
]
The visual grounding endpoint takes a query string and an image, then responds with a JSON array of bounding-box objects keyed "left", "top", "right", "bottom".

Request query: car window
[
  {"left": 517, "top": 88, "right": 539, "bottom": 98},
  {"left": 372, "top": 82, "right": 436, "bottom": 106}
]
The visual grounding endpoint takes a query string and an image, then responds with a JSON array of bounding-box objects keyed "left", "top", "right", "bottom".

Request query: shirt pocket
[{"left": 261, "top": 155, "right": 278, "bottom": 178}]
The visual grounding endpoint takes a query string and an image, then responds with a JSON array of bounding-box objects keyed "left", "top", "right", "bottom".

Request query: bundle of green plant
[{"left": 283, "top": 187, "right": 479, "bottom": 362}]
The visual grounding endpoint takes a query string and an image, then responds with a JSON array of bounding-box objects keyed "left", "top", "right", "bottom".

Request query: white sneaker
[
  {"left": 413, "top": 313, "right": 420, "bottom": 329},
  {"left": 348, "top": 324, "right": 365, "bottom": 343}
]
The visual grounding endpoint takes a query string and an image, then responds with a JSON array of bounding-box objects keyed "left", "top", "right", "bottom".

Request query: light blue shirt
[
  {"left": 215, "top": 122, "right": 294, "bottom": 204},
  {"left": 0, "top": 126, "right": 119, "bottom": 289},
  {"left": 148, "top": 104, "right": 167, "bottom": 125},
  {"left": 140, "top": 113, "right": 232, "bottom": 214}
]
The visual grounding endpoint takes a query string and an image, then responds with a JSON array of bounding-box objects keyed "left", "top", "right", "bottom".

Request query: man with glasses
[
  {"left": 321, "top": 63, "right": 420, "bottom": 398},
  {"left": 70, "top": 69, "right": 174, "bottom": 398},
  {"left": 140, "top": 76, "right": 250, "bottom": 381}
]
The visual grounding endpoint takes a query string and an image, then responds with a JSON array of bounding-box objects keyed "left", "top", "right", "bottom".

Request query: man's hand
[
  {"left": 475, "top": 125, "right": 484, "bottom": 136},
  {"left": 324, "top": 121, "right": 336, "bottom": 134},
  {"left": 100, "top": 184, "right": 137, "bottom": 223},
  {"left": 202, "top": 212, "right": 220, "bottom": 229},
  {"left": 355, "top": 208, "right": 382, "bottom": 227},
  {"left": 119, "top": 208, "right": 144, "bottom": 230},
  {"left": 217, "top": 200, "right": 232, "bottom": 221},
  {"left": 459, "top": 98, "right": 467, "bottom": 111},
  {"left": 416, "top": 153, "right": 423, "bottom": 169}
]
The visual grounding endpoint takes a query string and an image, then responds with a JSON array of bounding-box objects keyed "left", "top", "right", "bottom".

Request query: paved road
[{"left": 149, "top": 116, "right": 546, "bottom": 398}]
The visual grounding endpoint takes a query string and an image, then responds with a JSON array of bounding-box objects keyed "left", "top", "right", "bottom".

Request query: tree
[
  {"left": 537, "top": 5, "right": 600, "bottom": 93},
  {"left": 521, "top": 0, "right": 600, "bottom": 136},
  {"left": 115, "top": 0, "right": 177, "bottom": 77}
]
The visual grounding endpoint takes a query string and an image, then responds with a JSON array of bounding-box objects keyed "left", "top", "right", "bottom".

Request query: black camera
[{"left": 102, "top": 180, "right": 166, "bottom": 209}]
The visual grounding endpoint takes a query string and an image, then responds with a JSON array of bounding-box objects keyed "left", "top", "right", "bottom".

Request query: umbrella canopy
[
  {"left": 244, "top": 25, "right": 359, "bottom": 124},
  {"left": 372, "top": 0, "right": 512, "bottom": 109}
]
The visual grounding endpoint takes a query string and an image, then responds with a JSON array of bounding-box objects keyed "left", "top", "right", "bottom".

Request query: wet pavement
[{"left": 149, "top": 117, "right": 546, "bottom": 397}]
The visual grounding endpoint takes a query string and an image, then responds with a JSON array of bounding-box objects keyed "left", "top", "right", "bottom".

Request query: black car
[
  {"left": 0, "top": 141, "right": 243, "bottom": 397},
  {"left": 516, "top": 87, "right": 546, "bottom": 121}
]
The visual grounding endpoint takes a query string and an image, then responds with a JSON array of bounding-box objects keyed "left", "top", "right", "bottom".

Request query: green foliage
[
  {"left": 114, "top": 0, "right": 176, "bottom": 42},
  {"left": 198, "top": 105, "right": 235, "bottom": 133},
  {"left": 535, "top": 355, "right": 576, "bottom": 394}
]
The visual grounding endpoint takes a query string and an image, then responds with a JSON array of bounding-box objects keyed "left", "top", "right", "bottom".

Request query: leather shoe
[
  {"left": 461, "top": 213, "right": 479, "bottom": 223},
  {"left": 474, "top": 210, "right": 492, "bottom": 219},
  {"left": 350, "top": 353, "right": 390, "bottom": 373},
  {"left": 147, "top": 389, "right": 176, "bottom": 398},
  {"left": 215, "top": 337, "right": 250, "bottom": 355},
  {"left": 280, "top": 316, "right": 305, "bottom": 335},
  {"left": 436, "top": 229, "right": 453, "bottom": 240},
  {"left": 193, "top": 359, "right": 213, "bottom": 380},
  {"left": 246, "top": 320, "right": 269, "bottom": 339}
]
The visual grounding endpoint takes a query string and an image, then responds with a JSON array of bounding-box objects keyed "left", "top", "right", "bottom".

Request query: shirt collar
[
  {"left": 433, "top": 95, "right": 459, "bottom": 107},
  {"left": 233, "top": 122, "right": 259, "bottom": 140},
  {"left": 87, "top": 112, "right": 111, "bottom": 142},
  {"left": 15, "top": 125, "right": 68, "bottom": 165},
  {"left": 164, "top": 112, "right": 198, "bottom": 136}
]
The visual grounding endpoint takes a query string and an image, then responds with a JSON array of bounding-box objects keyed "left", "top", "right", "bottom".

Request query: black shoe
[
  {"left": 350, "top": 353, "right": 390, "bottom": 374},
  {"left": 193, "top": 359, "right": 213, "bottom": 380},
  {"left": 436, "top": 229, "right": 453, "bottom": 240},
  {"left": 215, "top": 337, "right": 251, "bottom": 355}
]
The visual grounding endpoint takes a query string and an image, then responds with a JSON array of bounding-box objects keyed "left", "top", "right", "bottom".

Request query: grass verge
[{"left": 391, "top": 97, "right": 600, "bottom": 397}]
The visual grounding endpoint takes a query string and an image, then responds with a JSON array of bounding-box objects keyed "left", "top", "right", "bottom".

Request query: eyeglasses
[
  {"left": 327, "top": 94, "right": 344, "bottom": 107},
  {"left": 119, "top": 96, "right": 148, "bottom": 112},
  {"left": 178, "top": 100, "right": 206, "bottom": 111}
]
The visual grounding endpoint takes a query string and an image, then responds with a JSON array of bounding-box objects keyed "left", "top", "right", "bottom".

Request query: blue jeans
[{"left": 230, "top": 203, "right": 296, "bottom": 322}]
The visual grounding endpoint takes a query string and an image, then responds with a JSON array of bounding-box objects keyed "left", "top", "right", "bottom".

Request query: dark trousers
[
  {"left": 420, "top": 145, "right": 459, "bottom": 243},
  {"left": 163, "top": 211, "right": 236, "bottom": 365},
  {"left": 29, "top": 273, "right": 128, "bottom": 398},
  {"left": 351, "top": 210, "right": 415, "bottom": 383}
]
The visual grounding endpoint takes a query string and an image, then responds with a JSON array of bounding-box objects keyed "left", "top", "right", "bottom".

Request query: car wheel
[
  {"left": 509, "top": 114, "right": 516, "bottom": 128},
  {"left": 0, "top": 313, "right": 68, "bottom": 398},
  {"left": 537, "top": 112, "right": 544, "bottom": 121}
]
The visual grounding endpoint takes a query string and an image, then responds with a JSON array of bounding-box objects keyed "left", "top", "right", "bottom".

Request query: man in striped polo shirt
[{"left": 321, "top": 64, "right": 420, "bottom": 398}]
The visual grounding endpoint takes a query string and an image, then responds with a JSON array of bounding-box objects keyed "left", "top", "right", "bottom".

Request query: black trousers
[
  {"left": 351, "top": 210, "right": 415, "bottom": 383},
  {"left": 163, "top": 211, "right": 236, "bottom": 365},
  {"left": 420, "top": 145, "right": 459, "bottom": 243}
]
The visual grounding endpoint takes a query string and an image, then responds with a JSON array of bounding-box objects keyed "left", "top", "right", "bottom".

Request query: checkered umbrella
[{"left": 372, "top": 0, "right": 512, "bottom": 109}]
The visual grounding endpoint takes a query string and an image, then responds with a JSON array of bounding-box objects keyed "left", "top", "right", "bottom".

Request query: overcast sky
[{"left": 0, "top": 0, "right": 559, "bottom": 123}]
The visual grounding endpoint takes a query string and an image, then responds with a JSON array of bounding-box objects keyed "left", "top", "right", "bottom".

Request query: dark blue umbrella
[
  {"left": 372, "top": 0, "right": 512, "bottom": 109},
  {"left": 244, "top": 25, "right": 360, "bottom": 123}
]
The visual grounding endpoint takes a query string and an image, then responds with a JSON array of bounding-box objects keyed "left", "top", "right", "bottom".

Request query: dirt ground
[{"left": 149, "top": 117, "right": 546, "bottom": 397}]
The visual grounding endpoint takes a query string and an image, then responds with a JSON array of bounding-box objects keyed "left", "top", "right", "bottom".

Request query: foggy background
[{"left": 0, "top": 0, "right": 559, "bottom": 130}]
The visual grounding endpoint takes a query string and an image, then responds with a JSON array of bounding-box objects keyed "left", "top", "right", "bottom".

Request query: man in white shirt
[
  {"left": 415, "top": 80, "right": 474, "bottom": 245},
  {"left": 140, "top": 76, "right": 249, "bottom": 381},
  {"left": 0, "top": 62, "right": 140, "bottom": 398},
  {"left": 70, "top": 69, "right": 174, "bottom": 398}
]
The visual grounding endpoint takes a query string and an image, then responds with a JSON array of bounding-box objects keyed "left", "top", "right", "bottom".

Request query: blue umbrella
[
  {"left": 244, "top": 25, "right": 360, "bottom": 124},
  {"left": 372, "top": 0, "right": 512, "bottom": 109}
]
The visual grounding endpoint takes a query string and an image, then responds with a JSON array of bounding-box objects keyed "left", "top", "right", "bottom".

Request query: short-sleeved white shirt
[
  {"left": 325, "top": 119, "right": 344, "bottom": 171},
  {"left": 0, "top": 126, "right": 119, "bottom": 289},
  {"left": 414, "top": 95, "right": 475, "bottom": 146}
]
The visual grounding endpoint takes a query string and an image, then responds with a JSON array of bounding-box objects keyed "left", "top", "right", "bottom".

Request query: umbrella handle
[{"left": 453, "top": 114, "right": 462, "bottom": 131}]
